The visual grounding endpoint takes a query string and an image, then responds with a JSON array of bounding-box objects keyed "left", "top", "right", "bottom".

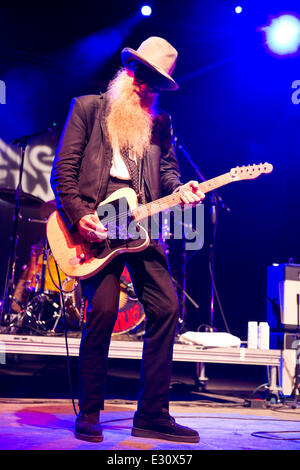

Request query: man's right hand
[{"left": 76, "top": 214, "right": 108, "bottom": 243}]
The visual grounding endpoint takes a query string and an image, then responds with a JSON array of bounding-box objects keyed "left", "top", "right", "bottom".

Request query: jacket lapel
[{"left": 99, "top": 93, "right": 113, "bottom": 169}]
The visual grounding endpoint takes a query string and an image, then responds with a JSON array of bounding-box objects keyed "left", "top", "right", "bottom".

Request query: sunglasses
[{"left": 133, "top": 65, "right": 166, "bottom": 93}]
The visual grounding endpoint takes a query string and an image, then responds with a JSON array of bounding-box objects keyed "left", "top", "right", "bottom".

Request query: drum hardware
[
  {"left": 27, "top": 218, "right": 47, "bottom": 224},
  {"left": 0, "top": 128, "right": 51, "bottom": 326},
  {"left": 37, "top": 238, "right": 48, "bottom": 320},
  {"left": 11, "top": 296, "right": 23, "bottom": 309},
  {"left": 20, "top": 292, "right": 61, "bottom": 333},
  {"left": 14, "top": 285, "right": 82, "bottom": 335},
  {"left": 80, "top": 298, "right": 88, "bottom": 328},
  {"left": 120, "top": 278, "right": 138, "bottom": 301}
]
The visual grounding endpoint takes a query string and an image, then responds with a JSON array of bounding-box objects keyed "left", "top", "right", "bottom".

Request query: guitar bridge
[{"left": 97, "top": 196, "right": 137, "bottom": 241}]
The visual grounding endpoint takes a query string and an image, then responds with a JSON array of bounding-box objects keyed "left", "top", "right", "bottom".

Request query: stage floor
[
  {"left": 0, "top": 397, "right": 300, "bottom": 451},
  {"left": 0, "top": 333, "right": 299, "bottom": 452}
]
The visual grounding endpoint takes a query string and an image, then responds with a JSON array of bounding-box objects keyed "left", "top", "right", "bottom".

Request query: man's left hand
[{"left": 175, "top": 181, "right": 205, "bottom": 205}]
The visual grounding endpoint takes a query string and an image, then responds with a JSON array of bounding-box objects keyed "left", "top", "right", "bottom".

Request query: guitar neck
[{"left": 132, "top": 172, "right": 232, "bottom": 221}]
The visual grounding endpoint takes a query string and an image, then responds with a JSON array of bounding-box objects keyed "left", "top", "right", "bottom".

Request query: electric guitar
[{"left": 46, "top": 163, "right": 273, "bottom": 279}]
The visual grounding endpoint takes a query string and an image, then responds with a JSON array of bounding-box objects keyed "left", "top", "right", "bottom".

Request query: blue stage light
[
  {"left": 235, "top": 6, "right": 243, "bottom": 14},
  {"left": 141, "top": 5, "right": 152, "bottom": 17},
  {"left": 262, "top": 14, "right": 300, "bottom": 56}
]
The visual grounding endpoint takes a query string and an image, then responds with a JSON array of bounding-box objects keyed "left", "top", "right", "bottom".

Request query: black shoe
[
  {"left": 131, "top": 411, "right": 200, "bottom": 443},
  {"left": 75, "top": 411, "right": 103, "bottom": 442}
]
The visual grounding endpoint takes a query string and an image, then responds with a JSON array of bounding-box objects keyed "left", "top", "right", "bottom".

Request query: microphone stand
[
  {"left": 0, "top": 128, "right": 51, "bottom": 327},
  {"left": 175, "top": 137, "right": 231, "bottom": 331},
  {"left": 161, "top": 216, "right": 199, "bottom": 332},
  {"left": 209, "top": 193, "right": 217, "bottom": 329},
  {"left": 175, "top": 138, "right": 231, "bottom": 214}
]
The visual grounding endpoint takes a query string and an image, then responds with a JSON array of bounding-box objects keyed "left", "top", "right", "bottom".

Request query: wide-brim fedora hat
[{"left": 121, "top": 36, "right": 179, "bottom": 91}]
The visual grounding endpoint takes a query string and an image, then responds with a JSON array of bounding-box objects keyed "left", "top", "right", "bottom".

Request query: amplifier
[{"left": 267, "top": 263, "right": 300, "bottom": 331}]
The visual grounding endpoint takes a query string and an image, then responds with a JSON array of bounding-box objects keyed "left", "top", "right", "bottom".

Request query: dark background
[{"left": 0, "top": 0, "right": 299, "bottom": 341}]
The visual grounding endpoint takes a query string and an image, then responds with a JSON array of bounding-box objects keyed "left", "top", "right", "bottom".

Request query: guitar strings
[
  {"left": 96, "top": 192, "right": 181, "bottom": 227},
  {"left": 93, "top": 172, "right": 233, "bottom": 228}
]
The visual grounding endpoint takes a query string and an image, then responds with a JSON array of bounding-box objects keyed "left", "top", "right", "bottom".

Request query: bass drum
[
  {"left": 68, "top": 267, "right": 145, "bottom": 336},
  {"left": 113, "top": 267, "right": 145, "bottom": 336}
]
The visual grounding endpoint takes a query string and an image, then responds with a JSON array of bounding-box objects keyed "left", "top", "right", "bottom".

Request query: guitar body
[{"left": 46, "top": 188, "right": 149, "bottom": 280}]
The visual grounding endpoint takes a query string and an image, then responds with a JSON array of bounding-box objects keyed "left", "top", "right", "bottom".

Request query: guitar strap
[{"left": 121, "top": 147, "right": 146, "bottom": 204}]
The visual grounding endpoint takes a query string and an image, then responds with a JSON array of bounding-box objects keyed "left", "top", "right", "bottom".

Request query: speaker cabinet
[{"left": 267, "top": 264, "right": 300, "bottom": 331}]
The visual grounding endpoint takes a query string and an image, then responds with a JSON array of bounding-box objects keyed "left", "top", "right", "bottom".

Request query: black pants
[{"left": 78, "top": 178, "right": 180, "bottom": 416}]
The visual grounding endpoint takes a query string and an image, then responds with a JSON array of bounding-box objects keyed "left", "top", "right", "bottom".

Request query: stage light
[
  {"left": 141, "top": 5, "right": 152, "bottom": 17},
  {"left": 235, "top": 6, "right": 242, "bottom": 14},
  {"left": 262, "top": 14, "right": 300, "bottom": 55}
]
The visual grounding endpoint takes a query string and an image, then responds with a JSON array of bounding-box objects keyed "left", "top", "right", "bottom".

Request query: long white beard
[{"left": 105, "top": 68, "right": 157, "bottom": 158}]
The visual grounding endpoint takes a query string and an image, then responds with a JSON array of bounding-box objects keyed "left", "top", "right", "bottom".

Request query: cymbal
[
  {"left": 0, "top": 187, "right": 44, "bottom": 207},
  {"left": 40, "top": 199, "right": 56, "bottom": 219}
]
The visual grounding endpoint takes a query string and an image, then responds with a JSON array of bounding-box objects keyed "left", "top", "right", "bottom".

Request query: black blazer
[{"left": 50, "top": 93, "right": 182, "bottom": 230}]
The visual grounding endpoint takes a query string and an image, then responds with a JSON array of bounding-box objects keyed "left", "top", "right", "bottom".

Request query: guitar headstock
[{"left": 230, "top": 162, "right": 273, "bottom": 181}]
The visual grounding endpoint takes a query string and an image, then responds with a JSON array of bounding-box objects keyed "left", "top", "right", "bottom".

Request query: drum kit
[{"left": 0, "top": 190, "right": 145, "bottom": 337}]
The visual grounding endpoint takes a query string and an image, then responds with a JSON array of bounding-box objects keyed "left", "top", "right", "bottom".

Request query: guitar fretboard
[{"left": 132, "top": 172, "right": 233, "bottom": 221}]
